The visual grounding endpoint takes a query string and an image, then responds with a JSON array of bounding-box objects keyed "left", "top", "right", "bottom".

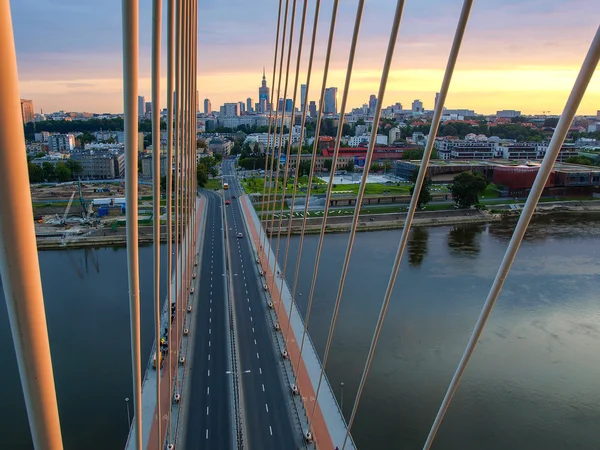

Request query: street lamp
[
  {"left": 340, "top": 382, "right": 345, "bottom": 412},
  {"left": 125, "top": 397, "right": 131, "bottom": 429}
]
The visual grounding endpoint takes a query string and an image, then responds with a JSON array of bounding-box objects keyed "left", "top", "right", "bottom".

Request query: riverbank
[{"left": 261, "top": 202, "right": 600, "bottom": 235}]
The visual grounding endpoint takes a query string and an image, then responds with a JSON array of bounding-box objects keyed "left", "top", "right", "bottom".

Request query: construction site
[{"left": 31, "top": 180, "right": 169, "bottom": 249}]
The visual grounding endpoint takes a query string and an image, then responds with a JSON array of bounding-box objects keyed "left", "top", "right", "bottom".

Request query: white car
[{"left": 236, "top": 232, "right": 243, "bottom": 238}]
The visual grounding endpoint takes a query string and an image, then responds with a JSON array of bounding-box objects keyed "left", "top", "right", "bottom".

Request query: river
[{"left": 1, "top": 215, "right": 600, "bottom": 449}]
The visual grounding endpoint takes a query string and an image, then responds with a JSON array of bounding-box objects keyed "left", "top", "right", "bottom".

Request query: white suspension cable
[
  {"left": 306, "top": 0, "right": 369, "bottom": 430},
  {"left": 281, "top": 0, "right": 320, "bottom": 344},
  {"left": 267, "top": 0, "right": 299, "bottom": 318},
  {"left": 261, "top": 0, "right": 290, "bottom": 254},
  {"left": 174, "top": 0, "right": 182, "bottom": 391},
  {"left": 341, "top": 2, "right": 473, "bottom": 448},
  {"left": 259, "top": 0, "right": 284, "bottom": 250},
  {"left": 293, "top": 0, "right": 339, "bottom": 377},
  {"left": 151, "top": 0, "right": 163, "bottom": 445},
  {"left": 121, "top": 0, "right": 143, "bottom": 447},
  {"left": 165, "top": 0, "right": 175, "bottom": 442},
  {"left": 423, "top": 23, "right": 600, "bottom": 449},
  {"left": 0, "top": 2, "right": 63, "bottom": 448}
]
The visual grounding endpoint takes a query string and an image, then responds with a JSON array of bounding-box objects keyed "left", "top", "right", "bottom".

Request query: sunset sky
[{"left": 11, "top": 0, "right": 600, "bottom": 115}]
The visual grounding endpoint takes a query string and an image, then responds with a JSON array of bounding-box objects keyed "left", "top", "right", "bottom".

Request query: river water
[{"left": 1, "top": 215, "right": 600, "bottom": 449}]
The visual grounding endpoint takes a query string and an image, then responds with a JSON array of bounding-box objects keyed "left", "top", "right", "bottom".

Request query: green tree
[
  {"left": 449, "top": 171, "right": 488, "bottom": 208},
  {"left": 66, "top": 159, "right": 83, "bottom": 176},
  {"left": 409, "top": 168, "right": 432, "bottom": 208},
  {"left": 28, "top": 162, "right": 44, "bottom": 183},
  {"left": 55, "top": 162, "right": 72, "bottom": 182},
  {"left": 298, "top": 160, "right": 312, "bottom": 177},
  {"left": 345, "top": 160, "right": 355, "bottom": 172},
  {"left": 323, "top": 158, "right": 333, "bottom": 171},
  {"left": 42, "top": 162, "right": 56, "bottom": 181},
  {"left": 196, "top": 163, "right": 208, "bottom": 187},
  {"left": 370, "top": 162, "right": 382, "bottom": 172},
  {"left": 566, "top": 155, "right": 596, "bottom": 166}
]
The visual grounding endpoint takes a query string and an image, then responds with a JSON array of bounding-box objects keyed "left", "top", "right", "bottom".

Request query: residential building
[
  {"left": 145, "top": 101, "right": 152, "bottom": 116},
  {"left": 496, "top": 109, "right": 521, "bottom": 118},
  {"left": 20, "top": 99, "right": 34, "bottom": 124},
  {"left": 204, "top": 98, "right": 212, "bottom": 114},
  {"left": 208, "top": 138, "right": 233, "bottom": 156},
  {"left": 48, "top": 134, "right": 76, "bottom": 152},
  {"left": 348, "top": 134, "right": 388, "bottom": 147},
  {"left": 369, "top": 95, "right": 377, "bottom": 114},
  {"left": 34, "top": 131, "right": 50, "bottom": 142},
  {"left": 71, "top": 151, "right": 125, "bottom": 179},
  {"left": 238, "top": 101, "right": 245, "bottom": 114},
  {"left": 389, "top": 127, "right": 401, "bottom": 144},
  {"left": 324, "top": 87, "right": 338, "bottom": 115},
  {"left": 141, "top": 154, "right": 169, "bottom": 178}
]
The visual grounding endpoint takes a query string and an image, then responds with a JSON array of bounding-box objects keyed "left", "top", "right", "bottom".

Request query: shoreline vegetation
[{"left": 35, "top": 200, "right": 600, "bottom": 249}]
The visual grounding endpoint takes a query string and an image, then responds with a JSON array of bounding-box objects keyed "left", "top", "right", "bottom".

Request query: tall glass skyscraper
[{"left": 258, "top": 67, "right": 270, "bottom": 112}]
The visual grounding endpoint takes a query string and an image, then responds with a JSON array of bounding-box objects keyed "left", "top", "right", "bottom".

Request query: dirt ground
[{"left": 30, "top": 182, "right": 153, "bottom": 201}]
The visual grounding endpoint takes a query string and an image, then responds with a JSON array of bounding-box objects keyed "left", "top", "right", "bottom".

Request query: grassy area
[
  {"left": 241, "top": 176, "right": 326, "bottom": 194},
  {"left": 204, "top": 178, "right": 222, "bottom": 190},
  {"left": 481, "top": 184, "right": 501, "bottom": 199}
]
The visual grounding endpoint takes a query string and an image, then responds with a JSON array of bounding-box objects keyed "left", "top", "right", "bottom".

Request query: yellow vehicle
[
  {"left": 153, "top": 351, "right": 162, "bottom": 369},
  {"left": 223, "top": 182, "right": 229, "bottom": 190}
]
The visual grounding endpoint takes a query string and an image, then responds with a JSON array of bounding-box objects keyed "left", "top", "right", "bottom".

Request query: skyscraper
[
  {"left": 258, "top": 67, "right": 270, "bottom": 112},
  {"left": 434, "top": 92, "right": 440, "bottom": 110},
  {"left": 238, "top": 101, "right": 245, "bottom": 114},
  {"left": 138, "top": 95, "right": 145, "bottom": 117},
  {"left": 204, "top": 98, "right": 211, "bottom": 114},
  {"left": 368, "top": 94, "right": 377, "bottom": 114},
  {"left": 412, "top": 99, "right": 424, "bottom": 112},
  {"left": 285, "top": 98, "right": 293, "bottom": 113},
  {"left": 145, "top": 101, "right": 152, "bottom": 115},
  {"left": 20, "top": 99, "right": 34, "bottom": 124},
  {"left": 324, "top": 87, "right": 338, "bottom": 115},
  {"left": 246, "top": 97, "right": 253, "bottom": 113},
  {"left": 300, "top": 84, "right": 307, "bottom": 111},
  {"left": 309, "top": 101, "right": 317, "bottom": 118}
]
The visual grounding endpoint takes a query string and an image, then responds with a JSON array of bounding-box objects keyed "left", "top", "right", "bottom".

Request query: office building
[
  {"left": 137, "top": 96, "right": 145, "bottom": 117},
  {"left": 204, "top": 98, "right": 212, "bottom": 114},
  {"left": 246, "top": 97, "right": 253, "bottom": 113},
  {"left": 20, "top": 99, "right": 34, "bottom": 124},
  {"left": 412, "top": 99, "right": 424, "bottom": 113},
  {"left": 497, "top": 109, "right": 521, "bottom": 118},
  {"left": 220, "top": 103, "right": 239, "bottom": 117},
  {"left": 300, "top": 84, "right": 307, "bottom": 111},
  {"left": 145, "top": 102, "right": 152, "bottom": 115},
  {"left": 324, "top": 87, "right": 338, "bottom": 115},
  {"left": 309, "top": 101, "right": 317, "bottom": 118},
  {"left": 48, "top": 134, "right": 75, "bottom": 152},
  {"left": 238, "top": 101, "right": 245, "bottom": 114}
]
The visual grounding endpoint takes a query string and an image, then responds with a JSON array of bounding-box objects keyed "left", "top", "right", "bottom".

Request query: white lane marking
[
  {"left": 259, "top": 367, "right": 262, "bottom": 374},
  {"left": 208, "top": 354, "right": 211, "bottom": 361},
  {"left": 248, "top": 306, "right": 251, "bottom": 312},
  {"left": 207, "top": 387, "right": 210, "bottom": 395},
  {"left": 209, "top": 318, "right": 211, "bottom": 323},
  {"left": 254, "top": 339, "right": 257, "bottom": 345},
  {"left": 269, "top": 426, "right": 273, "bottom": 436},
  {"left": 209, "top": 341, "right": 211, "bottom": 347},
  {"left": 256, "top": 352, "right": 260, "bottom": 359},
  {"left": 207, "top": 406, "right": 209, "bottom": 415},
  {"left": 247, "top": 298, "right": 249, "bottom": 303},
  {"left": 208, "top": 369, "right": 210, "bottom": 376},
  {"left": 262, "top": 384, "right": 265, "bottom": 392},
  {"left": 252, "top": 327, "right": 255, "bottom": 333},
  {"left": 250, "top": 317, "right": 253, "bottom": 322},
  {"left": 206, "top": 429, "right": 209, "bottom": 439},
  {"left": 265, "top": 404, "right": 269, "bottom": 412}
]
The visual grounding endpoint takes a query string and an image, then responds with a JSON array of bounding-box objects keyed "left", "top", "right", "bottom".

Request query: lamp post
[
  {"left": 125, "top": 397, "right": 131, "bottom": 429},
  {"left": 340, "top": 382, "right": 344, "bottom": 412}
]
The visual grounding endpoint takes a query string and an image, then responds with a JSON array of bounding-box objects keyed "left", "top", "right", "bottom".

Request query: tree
[
  {"left": 42, "top": 162, "right": 56, "bottom": 181},
  {"left": 566, "top": 155, "right": 596, "bottom": 166},
  {"left": 196, "top": 163, "right": 208, "bottom": 187},
  {"left": 298, "top": 160, "right": 312, "bottom": 177},
  {"left": 28, "top": 163, "right": 44, "bottom": 183},
  {"left": 55, "top": 162, "right": 72, "bottom": 182},
  {"left": 323, "top": 158, "right": 333, "bottom": 171},
  {"left": 370, "top": 162, "right": 382, "bottom": 172},
  {"left": 449, "top": 171, "right": 488, "bottom": 208},
  {"left": 409, "top": 168, "right": 432, "bottom": 208},
  {"left": 345, "top": 160, "right": 355, "bottom": 172},
  {"left": 66, "top": 159, "right": 83, "bottom": 176}
]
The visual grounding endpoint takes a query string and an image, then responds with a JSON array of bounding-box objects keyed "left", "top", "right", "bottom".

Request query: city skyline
[{"left": 11, "top": 0, "right": 600, "bottom": 115}]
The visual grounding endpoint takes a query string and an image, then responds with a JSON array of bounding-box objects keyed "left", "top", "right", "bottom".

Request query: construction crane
[
  {"left": 542, "top": 110, "right": 551, "bottom": 115},
  {"left": 60, "top": 192, "right": 76, "bottom": 225},
  {"left": 78, "top": 177, "right": 87, "bottom": 219}
]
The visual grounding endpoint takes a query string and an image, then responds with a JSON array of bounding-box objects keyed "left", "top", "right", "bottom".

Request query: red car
[{"left": 225, "top": 200, "right": 230, "bottom": 205}]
